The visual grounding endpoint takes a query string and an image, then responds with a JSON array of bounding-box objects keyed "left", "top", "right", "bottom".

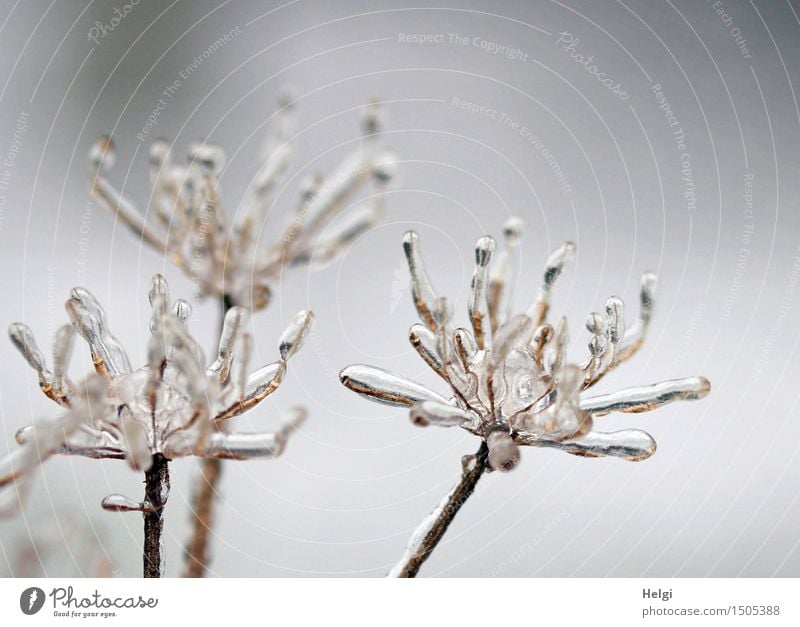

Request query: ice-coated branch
[{"left": 388, "top": 442, "right": 488, "bottom": 578}]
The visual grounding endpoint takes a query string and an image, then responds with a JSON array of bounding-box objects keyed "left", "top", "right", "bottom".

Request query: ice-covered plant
[
  {"left": 88, "top": 99, "right": 396, "bottom": 311},
  {"left": 0, "top": 274, "right": 312, "bottom": 577},
  {"left": 339, "top": 218, "right": 710, "bottom": 577},
  {"left": 88, "top": 98, "right": 396, "bottom": 576}
]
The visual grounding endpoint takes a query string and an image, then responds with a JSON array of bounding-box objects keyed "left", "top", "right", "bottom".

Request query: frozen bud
[
  {"left": 300, "top": 173, "right": 323, "bottom": 201},
  {"left": 474, "top": 236, "right": 495, "bottom": 268},
  {"left": 149, "top": 138, "right": 170, "bottom": 167},
  {"left": 543, "top": 241, "right": 576, "bottom": 291},
  {"left": 148, "top": 274, "right": 169, "bottom": 306},
  {"left": 502, "top": 216, "right": 525, "bottom": 244},
  {"left": 487, "top": 429, "right": 520, "bottom": 472},
  {"left": 188, "top": 142, "right": 226, "bottom": 175},
  {"left": 9, "top": 323, "right": 48, "bottom": 376},
  {"left": 605, "top": 297, "right": 625, "bottom": 344},
  {"left": 279, "top": 310, "right": 314, "bottom": 360},
  {"left": 640, "top": 272, "right": 657, "bottom": 320},
  {"left": 409, "top": 401, "right": 469, "bottom": 427},
  {"left": 89, "top": 136, "right": 115, "bottom": 171},
  {"left": 372, "top": 151, "right": 398, "bottom": 183},
  {"left": 172, "top": 299, "right": 192, "bottom": 324},
  {"left": 585, "top": 312, "right": 605, "bottom": 335},
  {"left": 362, "top": 99, "right": 381, "bottom": 135}
]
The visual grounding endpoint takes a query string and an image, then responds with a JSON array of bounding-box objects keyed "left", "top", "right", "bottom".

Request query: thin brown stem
[
  {"left": 389, "top": 441, "right": 489, "bottom": 578},
  {"left": 182, "top": 292, "right": 234, "bottom": 577},
  {"left": 143, "top": 453, "right": 170, "bottom": 578}
]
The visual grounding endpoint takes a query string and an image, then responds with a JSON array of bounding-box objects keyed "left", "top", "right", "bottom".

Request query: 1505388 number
[{"left": 736, "top": 605, "right": 780, "bottom": 616}]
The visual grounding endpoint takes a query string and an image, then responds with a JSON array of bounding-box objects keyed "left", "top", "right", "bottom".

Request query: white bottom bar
[{"left": 1, "top": 578, "right": 797, "bottom": 625}]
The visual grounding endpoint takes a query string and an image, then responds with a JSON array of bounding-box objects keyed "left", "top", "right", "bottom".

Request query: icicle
[
  {"left": 526, "top": 241, "right": 575, "bottom": 327},
  {"left": 580, "top": 376, "right": 711, "bottom": 416},
  {"left": 402, "top": 231, "right": 439, "bottom": 329},
  {"left": 467, "top": 236, "right": 495, "bottom": 350},
  {"left": 278, "top": 310, "right": 314, "bottom": 360},
  {"left": 339, "top": 365, "right": 450, "bottom": 407}
]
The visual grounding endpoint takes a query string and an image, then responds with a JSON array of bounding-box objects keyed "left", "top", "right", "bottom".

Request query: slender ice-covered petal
[
  {"left": 489, "top": 314, "right": 533, "bottom": 371},
  {"left": 214, "top": 360, "right": 286, "bottom": 421},
  {"left": 101, "top": 494, "right": 153, "bottom": 513},
  {"left": 580, "top": 376, "right": 711, "bottom": 416},
  {"left": 615, "top": 272, "right": 657, "bottom": 363},
  {"left": 279, "top": 310, "right": 314, "bottom": 360},
  {"left": 52, "top": 324, "right": 75, "bottom": 402},
  {"left": 402, "top": 231, "right": 439, "bottom": 329},
  {"left": 200, "top": 432, "right": 283, "bottom": 460},
  {"left": 9, "top": 323, "right": 55, "bottom": 399},
  {"left": 291, "top": 205, "right": 381, "bottom": 270},
  {"left": 517, "top": 429, "right": 657, "bottom": 461},
  {"left": 207, "top": 306, "right": 249, "bottom": 381},
  {"left": 453, "top": 328, "right": 478, "bottom": 370},
  {"left": 409, "top": 324, "right": 445, "bottom": 378},
  {"left": 467, "top": 236, "right": 495, "bottom": 350},
  {"left": 340, "top": 364, "right": 449, "bottom": 407},
  {"left": 605, "top": 296, "right": 625, "bottom": 346},
  {"left": 526, "top": 241, "right": 575, "bottom": 327},
  {"left": 547, "top": 317, "right": 569, "bottom": 375},
  {"left": 488, "top": 217, "right": 523, "bottom": 334},
  {"left": 89, "top": 137, "right": 168, "bottom": 253},
  {"left": 230, "top": 332, "right": 253, "bottom": 402},
  {"left": 409, "top": 400, "right": 469, "bottom": 427},
  {"left": 66, "top": 288, "right": 131, "bottom": 377}
]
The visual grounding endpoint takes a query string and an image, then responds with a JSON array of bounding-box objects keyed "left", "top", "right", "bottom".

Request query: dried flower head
[
  {"left": 0, "top": 274, "right": 312, "bottom": 515},
  {"left": 88, "top": 98, "right": 397, "bottom": 310},
  {"left": 340, "top": 218, "right": 710, "bottom": 472}
]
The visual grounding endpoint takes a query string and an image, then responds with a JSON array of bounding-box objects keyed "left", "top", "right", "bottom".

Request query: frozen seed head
[
  {"left": 88, "top": 98, "right": 396, "bottom": 311},
  {"left": 340, "top": 220, "right": 710, "bottom": 469},
  {"left": 0, "top": 274, "right": 314, "bottom": 516},
  {"left": 89, "top": 136, "right": 115, "bottom": 172}
]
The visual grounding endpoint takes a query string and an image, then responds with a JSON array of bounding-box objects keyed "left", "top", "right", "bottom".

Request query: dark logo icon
[{"left": 20, "top": 587, "right": 45, "bottom": 615}]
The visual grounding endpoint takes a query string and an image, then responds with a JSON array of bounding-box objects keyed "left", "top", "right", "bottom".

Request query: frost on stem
[
  {"left": 88, "top": 99, "right": 398, "bottom": 311},
  {"left": 0, "top": 274, "right": 312, "bottom": 575},
  {"left": 340, "top": 218, "right": 710, "bottom": 576}
]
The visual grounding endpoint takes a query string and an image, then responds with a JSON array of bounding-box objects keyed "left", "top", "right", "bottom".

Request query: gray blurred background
[{"left": 0, "top": 0, "right": 798, "bottom": 577}]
